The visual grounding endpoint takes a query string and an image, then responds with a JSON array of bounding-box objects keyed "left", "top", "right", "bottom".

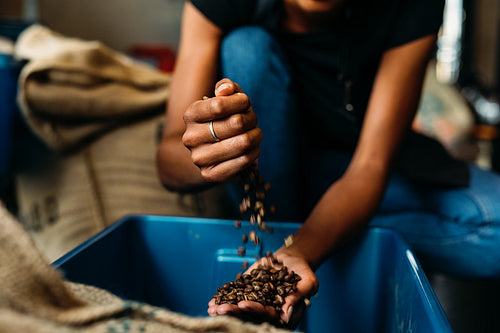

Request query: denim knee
[
  {"left": 220, "top": 26, "right": 291, "bottom": 90},
  {"left": 431, "top": 225, "right": 500, "bottom": 278}
]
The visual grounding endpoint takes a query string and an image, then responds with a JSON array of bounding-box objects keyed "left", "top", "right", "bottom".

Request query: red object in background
[{"left": 128, "top": 45, "right": 176, "bottom": 73}]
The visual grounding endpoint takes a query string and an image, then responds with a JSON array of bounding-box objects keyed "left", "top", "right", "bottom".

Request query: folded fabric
[
  {"left": 0, "top": 203, "right": 290, "bottom": 333},
  {"left": 14, "top": 24, "right": 171, "bottom": 151}
]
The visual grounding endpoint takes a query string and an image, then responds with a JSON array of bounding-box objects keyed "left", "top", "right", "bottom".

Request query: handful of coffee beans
[
  {"left": 213, "top": 262, "right": 302, "bottom": 313},
  {"left": 214, "top": 165, "right": 301, "bottom": 313}
]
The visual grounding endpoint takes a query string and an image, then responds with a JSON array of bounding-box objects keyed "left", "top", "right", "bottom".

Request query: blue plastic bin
[{"left": 53, "top": 215, "right": 452, "bottom": 332}]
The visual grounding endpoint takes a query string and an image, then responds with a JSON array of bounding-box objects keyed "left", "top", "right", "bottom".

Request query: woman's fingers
[
  {"left": 279, "top": 275, "right": 318, "bottom": 326},
  {"left": 208, "top": 300, "right": 279, "bottom": 325},
  {"left": 238, "top": 301, "right": 279, "bottom": 323},
  {"left": 217, "top": 111, "right": 258, "bottom": 141},
  {"left": 184, "top": 92, "right": 251, "bottom": 123},
  {"left": 208, "top": 303, "right": 239, "bottom": 316},
  {"left": 183, "top": 111, "right": 258, "bottom": 146},
  {"left": 215, "top": 78, "right": 243, "bottom": 96},
  {"left": 200, "top": 146, "right": 262, "bottom": 183},
  {"left": 190, "top": 127, "right": 262, "bottom": 163},
  {"left": 183, "top": 109, "right": 262, "bottom": 183},
  {"left": 182, "top": 78, "right": 260, "bottom": 184}
]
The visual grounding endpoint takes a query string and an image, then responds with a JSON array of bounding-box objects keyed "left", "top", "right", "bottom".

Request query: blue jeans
[{"left": 220, "top": 26, "right": 500, "bottom": 278}]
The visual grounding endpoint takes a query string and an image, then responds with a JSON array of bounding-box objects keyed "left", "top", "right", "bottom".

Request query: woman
[{"left": 156, "top": 0, "right": 500, "bottom": 328}]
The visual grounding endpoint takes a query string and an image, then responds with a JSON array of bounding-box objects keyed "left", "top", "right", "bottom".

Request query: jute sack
[
  {"left": 13, "top": 24, "right": 235, "bottom": 262},
  {"left": 15, "top": 24, "right": 172, "bottom": 152},
  {"left": 15, "top": 114, "right": 236, "bottom": 262},
  {"left": 0, "top": 203, "right": 292, "bottom": 333}
]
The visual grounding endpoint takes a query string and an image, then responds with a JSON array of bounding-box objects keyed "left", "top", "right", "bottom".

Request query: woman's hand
[
  {"left": 182, "top": 78, "right": 263, "bottom": 184},
  {"left": 207, "top": 246, "right": 319, "bottom": 329}
]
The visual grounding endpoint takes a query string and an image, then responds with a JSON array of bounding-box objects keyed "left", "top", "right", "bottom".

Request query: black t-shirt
[{"left": 191, "top": 0, "right": 470, "bottom": 187}]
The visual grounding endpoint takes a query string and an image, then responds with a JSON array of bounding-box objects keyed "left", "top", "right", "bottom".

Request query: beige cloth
[
  {"left": 0, "top": 203, "right": 291, "bottom": 333},
  {"left": 14, "top": 24, "right": 171, "bottom": 151}
]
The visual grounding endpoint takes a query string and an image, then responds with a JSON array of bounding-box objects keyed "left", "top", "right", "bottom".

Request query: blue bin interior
[
  {"left": 53, "top": 215, "right": 452, "bottom": 332},
  {"left": 0, "top": 55, "right": 19, "bottom": 177}
]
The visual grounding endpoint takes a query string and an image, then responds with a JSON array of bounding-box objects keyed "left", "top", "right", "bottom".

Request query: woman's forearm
[
  {"left": 286, "top": 163, "right": 389, "bottom": 270},
  {"left": 283, "top": 35, "right": 437, "bottom": 270},
  {"left": 156, "top": 2, "right": 223, "bottom": 193}
]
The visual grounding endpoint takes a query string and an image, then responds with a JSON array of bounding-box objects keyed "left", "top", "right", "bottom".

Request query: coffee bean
[
  {"left": 237, "top": 166, "right": 274, "bottom": 234},
  {"left": 248, "top": 231, "right": 259, "bottom": 245},
  {"left": 304, "top": 298, "right": 311, "bottom": 307}
]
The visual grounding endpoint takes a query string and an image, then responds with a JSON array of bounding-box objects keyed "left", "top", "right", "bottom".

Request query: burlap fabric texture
[
  {"left": 0, "top": 203, "right": 293, "bottom": 333},
  {"left": 14, "top": 24, "right": 171, "bottom": 152}
]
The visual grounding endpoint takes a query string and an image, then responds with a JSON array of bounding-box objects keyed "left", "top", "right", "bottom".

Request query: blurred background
[
  {"left": 0, "top": 0, "right": 185, "bottom": 51},
  {"left": 1, "top": 0, "right": 500, "bottom": 332}
]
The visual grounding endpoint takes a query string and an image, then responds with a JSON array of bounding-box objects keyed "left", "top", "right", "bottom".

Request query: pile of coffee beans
[{"left": 213, "top": 262, "right": 302, "bottom": 313}]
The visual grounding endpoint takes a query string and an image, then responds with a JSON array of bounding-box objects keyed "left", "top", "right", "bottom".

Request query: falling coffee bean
[
  {"left": 248, "top": 231, "right": 259, "bottom": 245},
  {"left": 238, "top": 166, "right": 275, "bottom": 233}
]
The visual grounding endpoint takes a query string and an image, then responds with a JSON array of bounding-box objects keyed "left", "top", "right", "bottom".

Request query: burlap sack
[
  {"left": 15, "top": 113, "right": 236, "bottom": 262},
  {"left": 0, "top": 203, "right": 292, "bottom": 333},
  {"left": 14, "top": 24, "right": 171, "bottom": 152},
  {"left": 12, "top": 25, "right": 236, "bottom": 261}
]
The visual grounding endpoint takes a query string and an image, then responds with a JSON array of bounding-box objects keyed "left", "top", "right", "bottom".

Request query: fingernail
[
  {"left": 286, "top": 306, "right": 293, "bottom": 323},
  {"left": 216, "top": 83, "right": 231, "bottom": 93}
]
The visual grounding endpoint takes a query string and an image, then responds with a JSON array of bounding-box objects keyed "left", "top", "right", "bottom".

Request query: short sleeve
[
  {"left": 386, "top": 0, "right": 445, "bottom": 49},
  {"left": 190, "top": 0, "right": 256, "bottom": 32}
]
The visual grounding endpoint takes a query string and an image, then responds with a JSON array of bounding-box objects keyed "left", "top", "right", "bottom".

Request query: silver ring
[{"left": 209, "top": 120, "right": 220, "bottom": 142}]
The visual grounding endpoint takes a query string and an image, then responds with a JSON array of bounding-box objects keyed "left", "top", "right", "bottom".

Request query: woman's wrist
[{"left": 274, "top": 239, "right": 319, "bottom": 271}]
